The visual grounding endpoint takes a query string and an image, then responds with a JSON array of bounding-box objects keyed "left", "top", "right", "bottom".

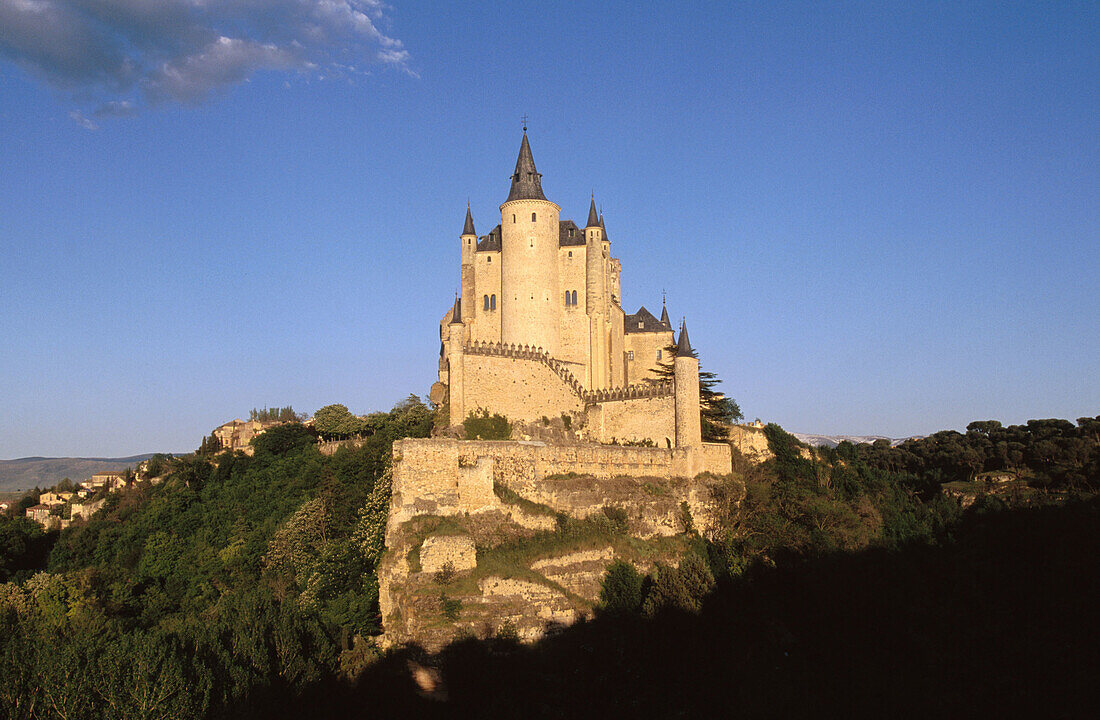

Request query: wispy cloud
[{"left": 0, "top": 0, "right": 412, "bottom": 121}]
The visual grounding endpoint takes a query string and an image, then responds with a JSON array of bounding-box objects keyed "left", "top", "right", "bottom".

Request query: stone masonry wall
[
  {"left": 585, "top": 394, "right": 676, "bottom": 447},
  {"left": 463, "top": 353, "right": 585, "bottom": 424}
]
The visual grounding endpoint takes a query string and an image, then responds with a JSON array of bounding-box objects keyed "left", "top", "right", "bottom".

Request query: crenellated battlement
[{"left": 462, "top": 340, "right": 674, "bottom": 405}]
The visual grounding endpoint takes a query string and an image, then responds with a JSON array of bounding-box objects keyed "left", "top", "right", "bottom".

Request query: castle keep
[{"left": 432, "top": 130, "right": 722, "bottom": 462}]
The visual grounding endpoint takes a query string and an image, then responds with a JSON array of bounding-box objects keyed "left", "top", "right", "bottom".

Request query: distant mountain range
[
  {"left": 791, "top": 433, "right": 916, "bottom": 448},
  {"left": 0, "top": 454, "right": 163, "bottom": 492}
]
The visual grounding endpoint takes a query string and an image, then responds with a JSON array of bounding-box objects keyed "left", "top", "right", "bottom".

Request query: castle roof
[
  {"left": 559, "top": 220, "right": 586, "bottom": 246},
  {"left": 599, "top": 211, "right": 610, "bottom": 241},
  {"left": 449, "top": 297, "right": 463, "bottom": 324},
  {"left": 462, "top": 205, "right": 476, "bottom": 236},
  {"left": 476, "top": 225, "right": 502, "bottom": 252},
  {"left": 506, "top": 131, "right": 547, "bottom": 202},
  {"left": 660, "top": 303, "right": 671, "bottom": 327},
  {"left": 586, "top": 197, "right": 599, "bottom": 228},
  {"left": 625, "top": 306, "right": 670, "bottom": 334},
  {"left": 677, "top": 320, "right": 694, "bottom": 354}
]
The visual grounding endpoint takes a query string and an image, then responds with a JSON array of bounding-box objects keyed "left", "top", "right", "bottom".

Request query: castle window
[
  {"left": 571, "top": 290, "right": 578, "bottom": 305},
  {"left": 569, "top": 228, "right": 574, "bottom": 238},
  {"left": 487, "top": 256, "right": 491, "bottom": 262},
  {"left": 512, "top": 214, "right": 516, "bottom": 223},
  {"left": 483, "top": 295, "right": 490, "bottom": 311},
  {"left": 565, "top": 291, "right": 570, "bottom": 306},
  {"left": 627, "top": 351, "right": 634, "bottom": 361},
  {"left": 490, "top": 294, "right": 496, "bottom": 310},
  {"left": 532, "top": 212, "right": 537, "bottom": 222},
  {"left": 568, "top": 251, "right": 572, "bottom": 257},
  {"left": 656, "top": 349, "right": 662, "bottom": 360},
  {"left": 638, "top": 321, "right": 644, "bottom": 329}
]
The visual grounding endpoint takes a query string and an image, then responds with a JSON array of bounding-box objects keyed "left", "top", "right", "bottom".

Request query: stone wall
[
  {"left": 585, "top": 394, "right": 676, "bottom": 447},
  {"left": 462, "top": 353, "right": 586, "bottom": 424},
  {"left": 380, "top": 437, "right": 738, "bottom": 649},
  {"left": 387, "top": 438, "right": 732, "bottom": 532}
]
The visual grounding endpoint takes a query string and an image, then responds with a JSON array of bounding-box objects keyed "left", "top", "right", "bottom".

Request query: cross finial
[
  {"left": 521, "top": 113, "right": 528, "bottom": 132},
  {"left": 662, "top": 288, "right": 667, "bottom": 305}
]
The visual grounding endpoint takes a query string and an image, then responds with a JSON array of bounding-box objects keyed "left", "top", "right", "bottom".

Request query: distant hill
[
  {"left": 791, "top": 433, "right": 917, "bottom": 448},
  {"left": 0, "top": 454, "right": 164, "bottom": 492}
]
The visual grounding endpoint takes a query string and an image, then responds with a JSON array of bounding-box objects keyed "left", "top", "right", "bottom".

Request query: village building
[
  {"left": 81, "top": 471, "right": 126, "bottom": 493},
  {"left": 25, "top": 504, "right": 53, "bottom": 528},
  {"left": 212, "top": 419, "right": 275, "bottom": 454}
]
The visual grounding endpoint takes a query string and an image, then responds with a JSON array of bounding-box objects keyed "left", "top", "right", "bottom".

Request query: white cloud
[{"left": 0, "top": 0, "right": 412, "bottom": 114}]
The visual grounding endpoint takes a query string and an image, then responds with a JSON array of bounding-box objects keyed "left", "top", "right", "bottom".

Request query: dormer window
[
  {"left": 568, "top": 228, "right": 574, "bottom": 238},
  {"left": 638, "top": 321, "right": 644, "bottom": 329}
]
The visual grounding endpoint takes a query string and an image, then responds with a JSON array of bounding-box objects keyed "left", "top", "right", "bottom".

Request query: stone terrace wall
[
  {"left": 586, "top": 394, "right": 676, "bottom": 447},
  {"left": 463, "top": 353, "right": 585, "bottom": 424},
  {"left": 387, "top": 438, "right": 732, "bottom": 532}
]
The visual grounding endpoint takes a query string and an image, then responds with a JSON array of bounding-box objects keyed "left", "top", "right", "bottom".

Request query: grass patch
[{"left": 494, "top": 482, "right": 558, "bottom": 517}]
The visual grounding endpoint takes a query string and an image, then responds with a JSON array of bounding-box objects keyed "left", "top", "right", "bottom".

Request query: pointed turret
[
  {"left": 677, "top": 319, "right": 693, "bottom": 355},
  {"left": 462, "top": 205, "right": 476, "bottom": 236},
  {"left": 586, "top": 196, "right": 599, "bottom": 228},
  {"left": 449, "top": 296, "right": 463, "bottom": 324},
  {"left": 660, "top": 303, "right": 671, "bottom": 328},
  {"left": 599, "top": 210, "right": 610, "bottom": 240},
  {"left": 506, "top": 131, "right": 547, "bottom": 202}
]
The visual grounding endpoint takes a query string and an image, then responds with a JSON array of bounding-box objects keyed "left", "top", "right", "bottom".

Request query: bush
[
  {"left": 598, "top": 560, "right": 644, "bottom": 615},
  {"left": 464, "top": 409, "right": 512, "bottom": 440}
]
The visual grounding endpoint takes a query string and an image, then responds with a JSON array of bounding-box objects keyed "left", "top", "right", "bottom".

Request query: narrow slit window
[
  {"left": 483, "top": 295, "right": 490, "bottom": 311},
  {"left": 532, "top": 212, "right": 537, "bottom": 222},
  {"left": 490, "top": 294, "right": 496, "bottom": 310}
]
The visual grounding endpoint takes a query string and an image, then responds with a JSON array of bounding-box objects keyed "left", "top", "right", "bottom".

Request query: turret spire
[
  {"left": 506, "top": 130, "right": 547, "bottom": 202},
  {"left": 462, "top": 204, "right": 476, "bottom": 236},
  {"left": 586, "top": 195, "right": 599, "bottom": 228},
  {"left": 449, "top": 295, "right": 463, "bottom": 324},
  {"left": 677, "top": 319, "right": 693, "bottom": 355},
  {"left": 660, "top": 299, "right": 671, "bottom": 328}
]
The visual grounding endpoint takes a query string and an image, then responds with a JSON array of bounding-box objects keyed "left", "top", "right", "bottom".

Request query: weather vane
[{"left": 521, "top": 113, "right": 528, "bottom": 131}]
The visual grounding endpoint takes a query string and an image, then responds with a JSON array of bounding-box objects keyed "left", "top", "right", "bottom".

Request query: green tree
[
  {"left": 313, "top": 404, "right": 366, "bottom": 439},
  {"left": 598, "top": 559, "right": 644, "bottom": 615},
  {"left": 649, "top": 343, "right": 742, "bottom": 441}
]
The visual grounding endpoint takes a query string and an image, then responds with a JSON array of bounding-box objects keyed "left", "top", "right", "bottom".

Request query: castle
[
  {"left": 380, "top": 130, "right": 734, "bottom": 647},
  {"left": 430, "top": 130, "right": 727, "bottom": 470}
]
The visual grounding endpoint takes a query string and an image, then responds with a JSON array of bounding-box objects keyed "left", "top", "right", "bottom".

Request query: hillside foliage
[{"left": 0, "top": 397, "right": 432, "bottom": 720}]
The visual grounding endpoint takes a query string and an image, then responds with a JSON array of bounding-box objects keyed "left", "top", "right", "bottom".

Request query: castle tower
[
  {"left": 499, "top": 130, "right": 562, "bottom": 356},
  {"left": 460, "top": 205, "right": 477, "bottom": 328},
  {"left": 585, "top": 196, "right": 608, "bottom": 388},
  {"left": 674, "top": 320, "right": 702, "bottom": 450},
  {"left": 446, "top": 298, "right": 466, "bottom": 424}
]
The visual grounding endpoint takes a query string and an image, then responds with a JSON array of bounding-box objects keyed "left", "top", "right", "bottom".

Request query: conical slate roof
[
  {"left": 586, "top": 196, "right": 599, "bottom": 227},
  {"left": 462, "top": 205, "right": 476, "bottom": 236},
  {"left": 677, "top": 320, "right": 693, "bottom": 355},
  {"left": 449, "top": 297, "right": 463, "bottom": 324},
  {"left": 660, "top": 303, "right": 671, "bottom": 327},
  {"left": 506, "top": 131, "right": 547, "bottom": 202}
]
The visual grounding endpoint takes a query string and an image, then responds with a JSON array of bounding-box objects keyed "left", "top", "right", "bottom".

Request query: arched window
[
  {"left": 512, "top": 214, "right": 516, "bottom": 223},
  {"left": 571, "top": 290, "right": 578, "bottom": 305},
  {"left": 564, "top": 291, "right": 570, "bottom": 306},
  {"left": 531, "top": 212, "right": 537, "bottom": 222},
  {"left": 483, "top": 295, "right": 490, "bottom": 311},
  {"left": 490, "top": 294, "right": 496, "bottom": 310}
]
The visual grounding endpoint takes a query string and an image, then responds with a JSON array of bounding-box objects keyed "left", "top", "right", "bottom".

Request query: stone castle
[
  {"left": 378, "top": 131, "right": 736, "bottom": 647},
  {"left": 431, "top": 129, "right": 726, "bottom": 472}
]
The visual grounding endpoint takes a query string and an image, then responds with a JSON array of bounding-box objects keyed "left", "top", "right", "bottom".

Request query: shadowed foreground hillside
[{"left": 323, "top": 498, "right": 1099, "bottom": 718}]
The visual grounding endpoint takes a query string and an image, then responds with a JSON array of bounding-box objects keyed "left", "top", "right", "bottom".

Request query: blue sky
[{"left": 1, "top": 1, "right": 1097, "bottom": 457}]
